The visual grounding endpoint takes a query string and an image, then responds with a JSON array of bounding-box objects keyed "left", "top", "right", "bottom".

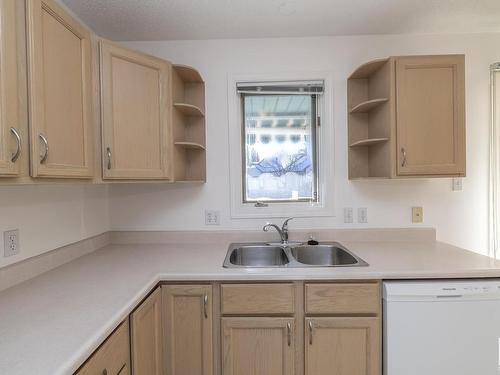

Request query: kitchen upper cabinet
[
  {"left": 162, "top": 284, "right": 213, "bottom": 375},
  {"left": 396, "top": 55, "right": 465, "bottom": 176},
  {"left": 130, "top": 288, "right": 162, "bottom": 375},
  {"left": 222, "top": 318, "right": 295, "bottom": 375},
  {"left": 0, "top": 0, "right": 24, "bottom": 177},
  {"left": 305, "top": 317, "right": 380, "bottom": 375},
  {"left": 26, "top": 0, "right": 94, "bottom": 178},
  {"left": 100, "top": 40, "right": 171, "bottom": 180},
  {"left": 348, "top": 54, "right": 465, "bottom": 179}
]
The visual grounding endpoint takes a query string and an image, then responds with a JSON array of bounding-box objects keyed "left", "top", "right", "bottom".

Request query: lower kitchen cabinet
[
  {"left": 162, "top": 284, "right": 213, "bottom": 375},
  {"left": 221, "top": 317, "right": 295, "bottom": 375},
  {"left": 76, "top": 281, "right": 381, "bottom": 375},
  {"left": 76, "top": 320, "right": 131, "bottom": 375},
  {"left": 305, "top": 317, "right": 381, "bottom": 375},
  {"left": 130, "top": 287, "right": 163, "bottom": 375}
]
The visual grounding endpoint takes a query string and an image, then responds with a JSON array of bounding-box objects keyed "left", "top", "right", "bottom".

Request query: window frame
[
  {"left": 240, "top": 92, "right": 319, "bottom": 204},
  {"left": 490, "top": 62, "right": 500, "bottom": 259},
  {"left": 227, "top": 71, "right": 335, "bottom": 219}
]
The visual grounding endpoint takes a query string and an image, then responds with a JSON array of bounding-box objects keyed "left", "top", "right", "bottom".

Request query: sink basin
[
  {"left": 223, "top": 242, "right": 368, "bottom": 268},
  {"left": 225, "top": 245, "right": 289, "bottom": 267},
  {"left": 290, "top": 244, "right": 367, "bottom": 266}
]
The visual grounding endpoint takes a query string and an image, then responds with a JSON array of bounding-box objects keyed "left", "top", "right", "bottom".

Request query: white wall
[
  {"left": 109, "top": 33, "right": 500, "bottom": 255},
  {"left": 0, "top": 1, "right": 112, "bottom": 270},
  {"left": 0, "top": 185, "right": 109, "bottom": 268}
]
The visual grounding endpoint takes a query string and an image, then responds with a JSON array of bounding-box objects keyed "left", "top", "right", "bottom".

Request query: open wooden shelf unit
[
  {"left": 348, "top": 58, "right": 394, "bottom": 179},
  {"left": 171, "top": 64, "right": 206, "bottom": 182}
]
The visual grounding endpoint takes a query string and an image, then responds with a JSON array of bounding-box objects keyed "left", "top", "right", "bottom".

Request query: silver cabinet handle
[
  {"left": 401, "top": 147, "right": 407, "bottom": 167},
  {"left": 308, "top": 320, "right": 314, "bottom": 345},
  {"left": 287, "top": 322, "right": 292, "bottom": 346},
  {"left": 106, "top": 147, "right": 112, "bottom": 170},
  {"left": 10, "top": 127, "right": 21, "bottom": 163},
  {"left": 39, "top": 134, "right": 48, "bottom": 164},
  {"left": 203, "top": 294, "right": 208, "bottom": 318}
]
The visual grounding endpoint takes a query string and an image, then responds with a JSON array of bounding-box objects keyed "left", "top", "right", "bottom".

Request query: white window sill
[{"left": 230, "top": 201, "right": 334, "bottom": 219}]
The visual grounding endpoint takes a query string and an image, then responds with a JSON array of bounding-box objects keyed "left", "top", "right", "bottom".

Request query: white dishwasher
[{"left": 384, "top": 280, "right": 500, "bottom": 375}]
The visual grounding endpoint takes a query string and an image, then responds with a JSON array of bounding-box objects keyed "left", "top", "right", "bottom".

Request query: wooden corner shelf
[
  {"left": 348, "top": 57, "right": 393, "bottom": 179},
  {"left": 173, "top": 64, "right": 204, "bottom": 83},
  {"left": 174, "top": 179, "right": 206, "bottom": 184},
  {"left": 171, "top": 64, "right": 206, "bottom": 182},
  {"left": 174, "top": 103, "right": 205, "bottom": 117},
  {"left": 174, "top": 141, "right": 206, "bottom": 150},
  {"left": 349, "top": 138, "right": 389, "bottom": 147},
  {"left": 349, "top": 98, "right": 388, "bottom": 114},
  {"left": 348, "top": 58, "right": 390, "bottom": 79}
]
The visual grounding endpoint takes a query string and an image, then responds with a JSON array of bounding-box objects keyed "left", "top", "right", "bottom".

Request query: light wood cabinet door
[
  {"left": 222, "top": 318, "right": 295, "bottom": 375},
  {"left": 76, "top": 320, "right": 131, "bottom": 375},
  {"left": 130, "top": 288, "right": 163, "bottom": 375},
  {"left": 26, "top": 0, "right": 94, "bottom": 178},
  {"left": 0, "top": 0, "right": 24, "bottom": 177},
  {"left": 163, "top": 285, "right": 213, "bottom": 375},
  {"left": 100, "top": 40, "right": 171, "bottom": 180},
  {"left": 395, "top": 55, "right": 465, "bottom": 176},
  {"left": 305, "top": 317, "right": 380, "bottom": 375}
]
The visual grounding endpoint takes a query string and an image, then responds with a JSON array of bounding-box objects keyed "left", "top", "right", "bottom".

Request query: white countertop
[{"left": 2, "top": 240, "right": 500, "bottom": 375}]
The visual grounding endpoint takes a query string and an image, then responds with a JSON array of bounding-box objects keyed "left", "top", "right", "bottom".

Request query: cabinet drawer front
[
  {"left": 76, "top": 320, "right": 130, "bottom": 375},
  {"left": 221, "top": 283, "right": 295, "bottom": 315},
  {"left": 305, "top": 283, "right": 380, "bottom": 314}
]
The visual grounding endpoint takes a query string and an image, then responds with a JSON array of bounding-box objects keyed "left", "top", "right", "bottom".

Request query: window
[{"left": 237, "top": 81, "right": 323, "bottom": 203}]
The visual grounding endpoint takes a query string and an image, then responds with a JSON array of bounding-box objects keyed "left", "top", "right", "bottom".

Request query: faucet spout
[
  {"left": 263, "top": 223, "right": 284, "bottom": 242},
  {"left": 263, "top": 218, "right": 294, "bottom": 244}
]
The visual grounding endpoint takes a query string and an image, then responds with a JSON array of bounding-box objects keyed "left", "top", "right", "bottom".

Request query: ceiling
[{"left": 61, "top": 0, "right": 500, "bottom": 41}]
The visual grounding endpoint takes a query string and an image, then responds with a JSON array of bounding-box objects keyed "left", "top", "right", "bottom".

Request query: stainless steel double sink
[{"left": 223, "top": 242, "right": 368, "bottom": 268}]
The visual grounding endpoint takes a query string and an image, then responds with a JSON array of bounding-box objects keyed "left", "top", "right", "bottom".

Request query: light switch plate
[
  {"left": 412, "top": 207, "right": 423, "bottom": 223},
  {"left": 4, "top": 229, "right": 19, "bottom": 257}
]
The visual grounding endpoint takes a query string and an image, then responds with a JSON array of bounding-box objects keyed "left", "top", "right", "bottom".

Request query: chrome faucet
[{"left": 263, "top": 217, "right": 294, "bottom": 245}]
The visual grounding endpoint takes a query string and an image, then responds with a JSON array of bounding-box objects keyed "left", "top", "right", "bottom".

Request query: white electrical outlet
[
  {"left": 358, "top": 208, "right": 368, "bottom": 223},
  {"left": 452, "top": 178, "right": 463, "bottom": 191},
  {"left": 205, "top": 210, "right": 220, "bottom": 225},
  {"left": 343, "top": 207, "right": 353, "bottom": 223},
  {"left": 412, "top": 207, "right": 424, "bottom": 223},
  {"left": 4, "top": 229, "right": 19, "bottom": 257}
]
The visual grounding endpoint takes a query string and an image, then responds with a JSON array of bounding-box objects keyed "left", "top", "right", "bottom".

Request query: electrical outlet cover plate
[
  {"left": 412, "top": 207, "right": 423, "bottom": 223},
  {"left": 205, "top": 210, "right": 220, "bottom": 225},
  {"left": 343, "top": 207, "right": 353, "bottom": 223},
  {"left": 4, "top": 229, "right": 19, "bottom": 257},
  {"left": 452, "top": 178, "right": 463, "bottom": 191},
  {"left": 358, "top": 208, "right": 368, "bottom": 223}
]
